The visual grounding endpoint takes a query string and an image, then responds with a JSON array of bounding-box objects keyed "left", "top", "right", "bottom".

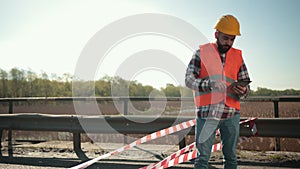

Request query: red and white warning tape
[
  {"left": 140, "top": 142, "right": 196, "bottom": 169},
  {"left": 69, "top": 119, "right": 196, "bottom": 169},
  {"left": 141, "top": 118, "right": 257, "bottom": 169},
  {"left": 160, "top": 149, "right": 197, "bottom": 169},
  {"left": 70, "top": 118, "right": 256, "bottom": 169},
  {"left": 159, "top": 136, "right": 256, "bottom": 168}
]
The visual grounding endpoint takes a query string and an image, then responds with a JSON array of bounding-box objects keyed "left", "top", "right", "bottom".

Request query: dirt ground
[{"left": 0, "top": 141, "right": 300, "bottom": 169}]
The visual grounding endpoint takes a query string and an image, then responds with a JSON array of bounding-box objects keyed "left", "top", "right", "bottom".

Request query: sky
[{"left": 1, "top": 0, "right": 300, "bottom": 90}]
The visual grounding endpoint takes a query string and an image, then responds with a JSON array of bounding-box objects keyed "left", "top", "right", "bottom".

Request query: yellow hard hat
[{"left": 214, "top": 15, "right": 241, "bottom": 36}]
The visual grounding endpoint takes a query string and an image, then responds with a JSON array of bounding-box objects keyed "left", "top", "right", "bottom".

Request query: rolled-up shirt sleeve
[{"left": 185, "top": 50, "right": 212, "bottom": 92}]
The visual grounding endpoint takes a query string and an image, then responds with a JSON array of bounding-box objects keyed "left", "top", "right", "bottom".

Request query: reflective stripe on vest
[{"left": 194, "top": 43, "right": 243, "bottom": 110}]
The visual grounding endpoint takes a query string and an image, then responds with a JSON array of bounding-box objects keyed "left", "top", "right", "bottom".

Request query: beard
[{"left": 217, "top": 40, "right": 231, "bottom": 54}]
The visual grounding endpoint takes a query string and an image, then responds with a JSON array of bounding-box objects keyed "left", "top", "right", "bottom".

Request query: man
[{"left": 185, "top": 14, "right": 251, "bottom": 169}]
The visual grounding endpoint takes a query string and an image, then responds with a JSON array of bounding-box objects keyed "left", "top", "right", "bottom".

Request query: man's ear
[{"left": 214, "top": 31, "right": 218, "bottom": 39}]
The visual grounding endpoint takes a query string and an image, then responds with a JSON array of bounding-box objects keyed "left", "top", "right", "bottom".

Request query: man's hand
[
  {"left": 211, "top": 81, "right": 227, "bottom": 92},
  {"left": 231, "top": 85, "right": 247, "bottom": 95}
]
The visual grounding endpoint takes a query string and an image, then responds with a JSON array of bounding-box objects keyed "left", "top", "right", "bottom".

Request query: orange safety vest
[{"left": 194, "top": 43, "right": 243, "bottom": 110}]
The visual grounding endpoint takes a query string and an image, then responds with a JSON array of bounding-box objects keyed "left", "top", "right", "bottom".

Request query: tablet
[{"left": 229, "top": 80, "right": 252, "bottom": 87}]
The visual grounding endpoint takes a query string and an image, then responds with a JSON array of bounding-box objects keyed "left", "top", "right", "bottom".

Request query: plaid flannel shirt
[{"left": 185, "top": 48, "right": 250, "bottom": 119}]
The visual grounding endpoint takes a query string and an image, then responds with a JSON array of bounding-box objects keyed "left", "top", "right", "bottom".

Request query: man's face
[{"left": 215, "top": 32, "right": 236, "bottom": 53}]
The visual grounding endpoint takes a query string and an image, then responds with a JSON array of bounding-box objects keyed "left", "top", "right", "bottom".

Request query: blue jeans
[{"left": 194, "top": 113, "right": 240, "bottom": 169}]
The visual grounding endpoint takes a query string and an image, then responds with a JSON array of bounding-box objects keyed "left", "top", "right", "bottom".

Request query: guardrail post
[
  {"left": 0, "top": 129, "right": 2, "bottom": 157},
  {"left": 274, "top": 100, "right": 280, "bottom": 151},
  {"left": 8, "top": 100, "right": 13, "bottom": 114},
  {"left": 178, "top": 132, "right": 186, "bottom": 150},
  {"left": 123, "top": 98, "right": 129, "bottom": 115},
  {"left": 123, "top": 98, "right": 129, "bottom": 144},
  {"left": 73, "top": 132, "right": 88, "bottom": 161},
  {"left": 274, "top": 101, "right": 279, "bottom": 118},
  {"left": 8, "top": 100, "right": 13, "bottom": 157}
]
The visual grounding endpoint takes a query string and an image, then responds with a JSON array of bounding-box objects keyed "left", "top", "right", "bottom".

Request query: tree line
[{"left": 0, "top": 68, "right": 299, "bottom": 98}]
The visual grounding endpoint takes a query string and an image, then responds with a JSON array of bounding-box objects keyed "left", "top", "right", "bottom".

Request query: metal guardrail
[
  {"left": 0, "top": 96, "right": 299, "bottom": 160},
  {"left": 0, "top": 114, "right": 299, "bottom": 137},
  {"left": 0, "top": 113, "right": 299, "bottom": 160},
  {"left": 0, "top": 113, "right": 299, "bottom": 137},
  {"left": 1, "top": 96, "right": 300, "bottom": 116}
]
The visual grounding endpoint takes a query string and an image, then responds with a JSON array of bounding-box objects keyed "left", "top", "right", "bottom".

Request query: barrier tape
[
  {"left": 140, "top": 142, "right": 196, "bottom": 169},
  {"left": 161, "top": 149, "right": 197, "bottom": 169},
  {"left": 159, "top": 135, "right": 257, "bottom": 168},
  {"left": 69, "top": 119, "right": 196, "bottom": 169},
  {"left": 70, "top": 117, "right": 256, "bottom": 169},
  {"left": 141, "top": 118, "right": 257, "bottom": 169}
]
